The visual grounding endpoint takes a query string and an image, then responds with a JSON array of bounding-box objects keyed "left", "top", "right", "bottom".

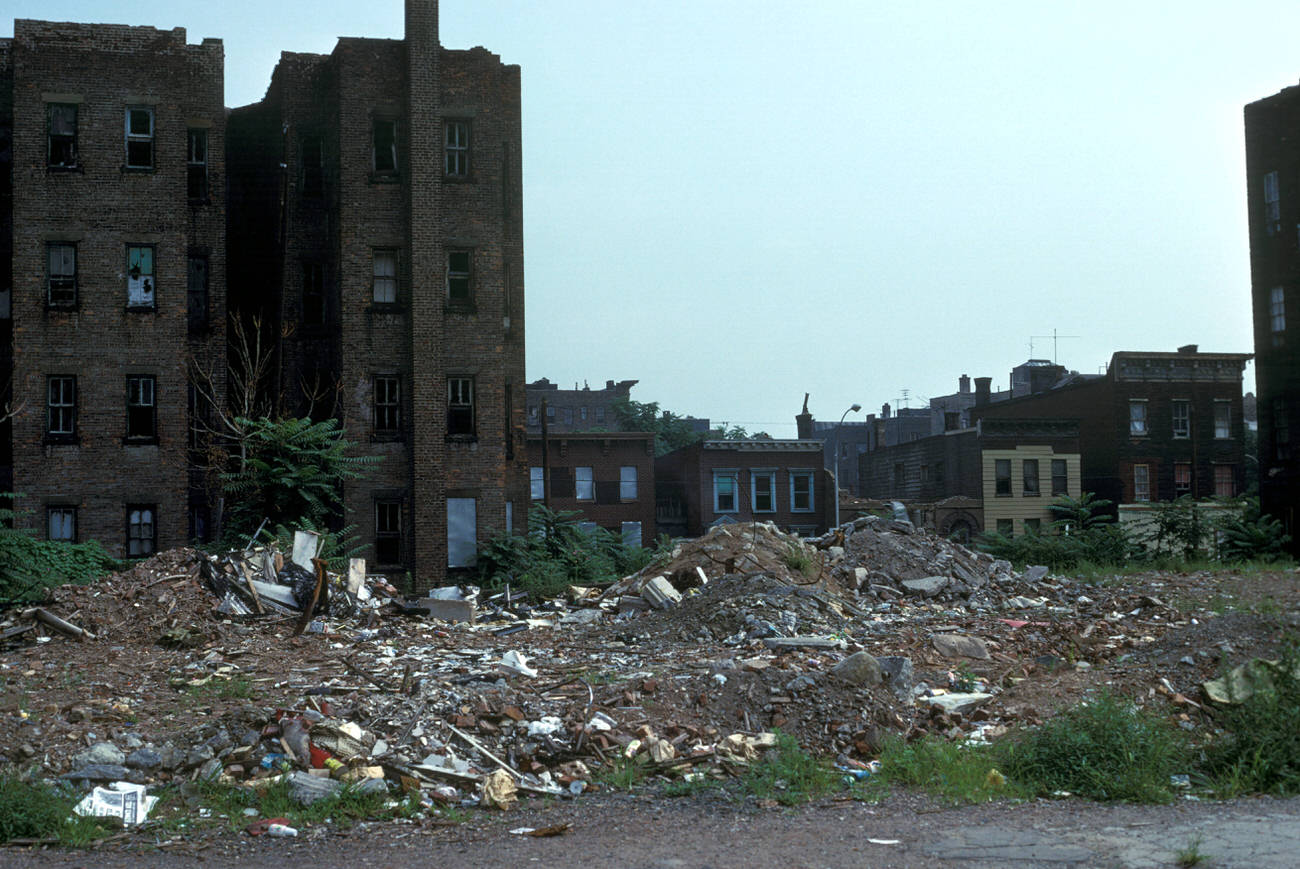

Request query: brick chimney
[
  {"left": 959, "top": 374, "right": 971, "bottom": 394},
  {"left": 795, "top": 392, "right": 813, "bottom": 439},
  {"left": 974, "top": 377, "right": 992, "bottom": 407}
]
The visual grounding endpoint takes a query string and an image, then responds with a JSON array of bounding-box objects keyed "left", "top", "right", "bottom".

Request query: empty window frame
[
  {"left": 301, "top": 135, "right": 324, "bottom": 196},
  {"left": 47, "top": 376, "right": 76, "bottom": 438},
  {"left": 47, "top": 506, "right": 76, "bottom": 542},
  {"left": 374, "top": 500, "right": 402, "bottom": 565},
  {"left": 373, "top": 119, "right": 398, "bottom": 174},
  {"left": 790, "top": 471, "right": 815, "bottom": 512},
  {"left": 1129, "top": 400, "right": 1148, "bottom": 436},
  {"left": 620, "top": 465, "right": 638, "bottom": 501},
  {"left": 530, "top": 467, "right": 544, "bottom": 500},
  {"left": 447, "top": 250, "right": 472, "bottom": 306},
  {"left": 372, "top": 249, "right": 398, "bottom": 304},
  {"left": 1271, "top": 287, "right": 1287, "bottom": 346},
  {"left": 1172, "top": 399, "right": 1190, "bottom": 439},
  {"left": 1133, "top": 464, "right": 1151, "bottom": 502},
  {"left": 1051, "top": 459, "right": 1069, "bottom": 496},
  {"left": 303, "top": 262, "right": 325, "bottom": 325},
  {"left": 47, "top": 243, "right": 77, "bottom": 308},
  {"left": 448, "top": 377, "right": 475, "bottom": 435},
  {"left": 374, "top": 375, "right": 401, "bottom": 434},
  {"left": 621, "top": 521, "right": 643, "bottom": 549},
  {"left": 126, "top": 245, "right": 156, "bottom": 309},
  {"left": 1213, "top": 401, "right": 1231, "bottom": 439},
  {"left": 713, "top": 469, "right": 738, "bottom": 513},
  {"left": 1174, "top": 462, "right": 1192, "bottom": 496},
  {"left": 1214, "top": 465, "right": 1235, "bottom": 498},
  {"left": 48, "top": 103, "right": 78, "bottom": 168},
  {"left": 126, "top": 375, "right": 157, "bottom": 440},
  {"left": 1022, "top": 459, "right": 1040, "bottom": 495},
  {"left": 994, "top": 459, "right": 1012, "bottom": 496},
  {"left": 445, "top": 119, "right": 470, "bottom": 178},
  {"left": 575, "top": 466, "right": 594, "bottom": 501},
  {"left": 126, "top": 505, "right": 157, "bottom": 556},
  {"left": 1264, "top": 170, "right": 1281, "bottom": 235},
  {"left": 187, "top": 255, "right": 209, "bottom": 334},
  {"left": 447, "top": 497, "right": 477, "bottom": 568},
  {"left": 751, "top": 470, "right": 776, "bottom": 512},
  {"left": 125, "top": 106, "right": 154, "bottom": 169},
  {"left": 187, "top": 128, "right": 208, "bottom": 199}
]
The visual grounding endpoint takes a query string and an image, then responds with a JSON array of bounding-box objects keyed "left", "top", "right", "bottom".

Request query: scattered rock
[
  {"left": 902, "top": 576, "right": 950, "bottom": 598},
  {"left": 74, "top": 742, "right": 125, "bottom": 767},
  {"left": 831, "top": 651, "right": 882, "bottom": 687},
  {"left": 932, "top": 634, "right": 990, "bottom": 660},
  {"left": 922, "top": 692, "right": 994, "bottom": 715}
]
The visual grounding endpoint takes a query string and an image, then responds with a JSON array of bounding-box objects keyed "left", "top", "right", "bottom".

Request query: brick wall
[{"left": 525, "top": 433, "right": 656, "bottom": 538}]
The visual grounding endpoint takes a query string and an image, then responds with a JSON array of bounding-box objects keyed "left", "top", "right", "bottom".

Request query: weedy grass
[
  {"left": 871, "top": 736, "right": 1022, "bottom": 805},
  {"left": 1173, "top": 834, "right": 1212, "bottom": 867},
  {"left": 742, "top": 731, "right": 838, "bottom": 806},
  {"left": 175, "top": 777, "right": 416, "bottom": 832},
  {"left": 595, "top": 756, "right": 650, "bottom": 791},
  {"left": 1204, "top": 645, "right": 1300, "bottom": 797},
  {"left": 0, "top": 774, "right": 112, "bottom": 846}
]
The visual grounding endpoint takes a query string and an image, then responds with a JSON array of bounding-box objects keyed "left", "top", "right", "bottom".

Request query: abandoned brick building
[{"left": 0, "top": 2, "right": 526, "bottom": 587}]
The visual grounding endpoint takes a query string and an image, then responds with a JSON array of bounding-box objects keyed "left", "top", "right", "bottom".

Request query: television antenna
[{"left": 1029, "top": 329, "right": 1079, "bottom": 364}]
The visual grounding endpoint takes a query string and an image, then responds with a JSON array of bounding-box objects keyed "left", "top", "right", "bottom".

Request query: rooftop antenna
[{"left": 1029, "top": 329, "right": 1080, "bottom": 364}]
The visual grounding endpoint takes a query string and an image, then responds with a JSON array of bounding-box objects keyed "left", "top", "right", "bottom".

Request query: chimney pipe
[{"left": 882, "top": 402, "right": 891, "bottom": 419}]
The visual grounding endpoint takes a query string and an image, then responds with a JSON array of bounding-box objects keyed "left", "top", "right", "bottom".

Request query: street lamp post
[{"left": 829, "top": 403, "right": 862, "bottom": 530}]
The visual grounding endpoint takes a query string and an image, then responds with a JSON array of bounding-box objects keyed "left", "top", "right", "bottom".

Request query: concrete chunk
[
  {"left": 922, "top": 692, "right": 994, "bottom": 715},
  {"left": 932, "top": 634, "right": 990, "bottom": 660},
  {"left": 902, "top": 576, "right": 949, "bottom": 597},
  {"left": 831, "top": 651, "right": 882, "bottom": 687},
  {"left": 416, "top": 597, "right": 477, "bottom": 623},
  {"left": 642, "top": 576, "right": 682, "bottom": 610}
]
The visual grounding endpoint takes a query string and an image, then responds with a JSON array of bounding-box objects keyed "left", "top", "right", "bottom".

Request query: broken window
[
  {"left": 373, "top": 249, "right": 398, "bottom": 305},
  {"left": 447, "top": 497, "right": 477, "bottom": 568},
  {"left": 47, "top": 507, "right": 76, "bottom": 542},
  {"left": 374, "top": 375, "right": 401, "bottom": 435},
  {"left": 1133, "top": 464, "right": 1150, "bottom": 502},
  {"left": 48, "top": 103, "right": 78, "bottom": 169},
  {"left": 713, "top": 469, "right": 738, "bottom": 513},
  {"left": 47, "top": 242, "right": 77, "bottom": 308},
  {"left": 790, "top": 471, "right": 814, "bottom": 512},
  {"left": 1213, "top": 401, "right": 1231, "bottom": 439},
  {"left": 127, "top": 505, "right": 157, "bottom": 556},
  {"left": 1214, "top": 465, "right": 1235, "bottom": 498},
  {"left": 447, "top": 250, "right": 472, "bottom": 306},
  {"left": 126, "top": 375, "right": 157, "bottom": 440},
  {"left": 621, "top": 521, "right": 642, "bottom": 549},
  {"left": 575, "top": 467, "right": 594, "bottom": 500},
  {"left": 1129, "top": 400, "right": 1148, "bottom": 436},
  {"left": 1172, "top": 400, "right": 1190, "bottom": 439},
  {"left": 994, "top": 459, "right": 1011, "bottom": 496},
  {"left": 374, "top": 500, "right": 402, "bottom": 565},
  {"left": 187, "top": 128, "right": 208, "bottom": 199},
  {"left": 1022, "top": 459, "right": 1039, "bottom": 495},
  {"left": 530, "top": 467, "right": 544, "bottom": 500},
  {"left": 620, "top": 466, "right": 638, "bottom": 501},
  {"left": 127, "top": 245, "right": 156, "bottom": 309},
  {"left": 301, "top": 135, "right": 324, "bottom": 196},
  {"left": 445, "top": 120, "right": 470, "bottom": 177},
  {"left": 448, "top": 377, "right": 475, "bottom": 436},
  {"left": 1265, "top": 170, "right": 1281, "bottom": 236},
  {"left": 751, "top": 470, "right": 775, "bottom": 512},
  {"left": 1174, "top": 462, "right": 1191, "bottom": 496},
  {"left": 187, "top": 255, "right": 208, "bottom": 334},
  {"left": 47, "top": 375, "right": 76, "bottom": 438},
  {"left": 1051, "top": 459, "right": 1068, "bottom": 496},
  {"left": 373, "top": 119, "right": 397, "bottom": 174},
  {"left": 303, "top": 262, "right": 325, "bottom": 325},
  {"left": 125, "top": 106, "right": 154, "bottom": 169}
]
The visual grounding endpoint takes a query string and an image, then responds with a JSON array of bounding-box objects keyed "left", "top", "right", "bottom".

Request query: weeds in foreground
[
  {"left": 595, "top": 756, "right": 649, "bottom": 791},
  {"left": 872, "top": 736, "right": 1021, "bottom": 805},
  {"left": 742, "top": 731, "right": 838, "bottom": 806},
  {"left": 0, "top": 774, "right": 110, "bottom": 845},
  {"left": 996, "top": 691, "right": 1188, "bottom": 803},
  {"left": 780, "top": 543, "right": 817, "bottom": 577},
  {"left": 662, "top": 774, "right": 724, "bottom": 799},
  {"left": 1174, "top": 834, "right": 1212, "bottom": 867},
  {"left": 1204, "top": 646, "right": 1300, "bottom": 797},
  {"left": 174, "top": 777, "right": 415, "bottom": 832},
  {"left": 187, "top": 676, "right": 257, "bottom": 701}
]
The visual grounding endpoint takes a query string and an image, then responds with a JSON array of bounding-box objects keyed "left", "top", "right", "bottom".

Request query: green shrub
[
  {"left": 1205, "top": 647, "right": 1300, "bottom": 796},
  {"left": 996, "top": 691, "right": 1188, "bottom": 803},
  {"left": 742, "top": 731, "right": 838, "bottom": 806},
  {"left": 0, "top": 774, "right": 106, "bottom": 845},
  {"left": 1, "top": 494, "right": 121, "bottom": 605},
  {"left": 873, "top": 735, "right": 1020, "bottom": 804},
  {"left": 1216, "top": 498, "right": 1292, "bottom": 563}
]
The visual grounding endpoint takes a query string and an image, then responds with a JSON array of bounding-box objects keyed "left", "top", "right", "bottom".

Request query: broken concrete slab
[
  {"left": 762, "top": 636, "right": 845, "bottom": 650},
  {"left": 642, "top": 576, "right": 682, "bottom": 610},
  {"left": 902, "top": 576, "right": 949, "bottom": 597},
  {"left": 877, "top": 656, "right": 915, "bottom": 702},
  {"left": 932, "top": 634, "right": 990, "bottom": 660},
  {"left": 416, "top": 597, "right": 477, "bottom": 624},
  {"left": 922, "top": 692, "right": 994, "bottom": 715}
]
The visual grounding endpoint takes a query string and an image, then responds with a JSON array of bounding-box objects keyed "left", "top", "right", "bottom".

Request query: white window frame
[
  {"left": 125, "top": 106, "right": 154, "bottom": 169},
  {"left": 789, "top": 470, "right": 815, "bottom": 513},
  {"left": 620, "top": 465, "right": 638, "bottom": 501},
  {"left": 1133, "top": 464, "right": 1150, "bottom": 502},
  {"left": 1171, "top": 399, "right": 1190, "bottom": 439},
  {"left": 529, "top": 467, "right": 544, "bottom": 500},
  {"left": 712, "top": 469, "right": 738, "bottom": 513},
  {"left": 126, "top": 374, "right": 157, "bottom": 439},
  {"left": 48, "top": 506, "right": 76, "bottom": 542},
  {"left": 373, "top": 249, "right": 398, "bottom": 304},
  {"left": 447, "top": 497, "right": 477, "bottom": 568},
  {"left": 448, "top": 377, "right": 475, "bottom": 435},
  {"left": 445, "top": 119, "right": 470, "bottom": 177},
  {"left": 575, "top": 466, "right": 594, "bottom": 501},
  {"left": 1129, "top": 400, "right": 1148, "bottom": 436},
  {"left": 127, "top": 505, "right": 156, "bottom": 556},
  {"left": 1213, "top": 401, "right": 1231, "bottom": 439},
  {"left": 126, "top": 244, "right": 155, "bottom": 308},
  {"left": 47, "top": 375, "right": 76, "bottom": 436},
  {"left": 750, "top": 469, "right": 777, "bottom": 513}
]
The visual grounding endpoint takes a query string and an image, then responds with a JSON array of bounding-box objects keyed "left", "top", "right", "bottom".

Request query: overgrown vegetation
[
  {"left": 1205, "top": 646, "right": 1300, "bottom": 796},
  {"left": 477, "top": 505, "right": 660, "bottom": 599},
  {"left": 171, "top": 776, "right": 416, "bottom": 832},
  {"left": 742, "top": 731, "right": 839, "bottom": 806},
  {"left": 0, "top": 494, "right": 121, "bottom": 607},
  {"left": 1217, "top": 497, "right": 1292, "bottom": 563},
  {"left": 0, "top": 774, "right": 109, "bottom": 845},
  {"left": 609, "top": 397, "right": 769, "bottom": 456},
  {"left": 996, "top": 691, "right": 1189, "bottom": 802},
  {"left": 595, "top": 755, "right": 650, "bottom": 791},
  {"left": 869, "top": 736, "right": 1019, "bottom": 804}
]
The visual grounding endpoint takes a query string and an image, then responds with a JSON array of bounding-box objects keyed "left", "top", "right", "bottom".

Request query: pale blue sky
[{"left": 7, "top": 2, "right": 1284, "bottom": 435}]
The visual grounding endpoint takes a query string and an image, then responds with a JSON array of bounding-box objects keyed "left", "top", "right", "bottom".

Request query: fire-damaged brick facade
[
  {"left": 1, "top": 20, "right": 227, "bottom": 555},
  {"left": 1, "top": 3, "right": 525, "bottom": 587}
]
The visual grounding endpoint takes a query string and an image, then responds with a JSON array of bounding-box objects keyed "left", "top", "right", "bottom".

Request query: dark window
[
  {"left": 995, "top": 459, "right": 1011, "bottom": 495},
  {"left": 127, "top": 505, "right": 156, "bottom": 556},
  {"left": 47, "top": 376, "right": 76, "bottom": 438},
  {"left": 48, "top": 103, "right": 78, "bottom": 168},
  {"left": 303, "top": 262, "right": 325, "bottom": 325},
  {"left": 1022, "top": 459, "right": 1039, "bottom": 495},
  {"left": 374, "top": 376, "right": 401, "bottom": 434},
  {"left": 125, "top": 106, "right": 154, "bottom": 169},
  {"left": 301, "top": 135, "right": 324, "bottom": 196},
  {"left": 187, "top": 255, "right": 208, "bottom": 334},
  {"left": 126, "top": 375, "right": 157, "bottom": 440},
  {"left": 448, "top": 377, "right": 475, "bottom": 435},
  {"left": 595, "top": 407, "right": 606, "bottom": 423},
  {"left": 1024, "top": 518, "right": 1041, "bottom": 535},
  {"left": 1051, "top": 459, "right": 1068, "bottom": 495},
  {"left": 447, "top": 250, "right": 472, "bottom": 306},
  {"left": 1174, "top": 463, "right": 1191, "bottom": 496},
  {"left": 47, "top": 507, "right": 76, "bottom": 542},
  {"left": 375, "top": 500, "right": 402, "bottom": 564},
  {"left": 373, "top": 249, "right": 398, "bottom": 304},
  {"left": 126, "top": 245, "right": 156, "bottom": 309},
  {"left": 504, "top": 382, "right": 514, "bottom": 459},
  {"left": 562, "top": 407, "right": 573, "bottom": 425},
  {"left": 187, "top": 128, "right": 208, "bottom": 199},
  {"left": 1214, "top": 465, "right": 1235, "bottom": 498},
  {"left": 47, "top": 243, "right": 77, "bottom": 308},
  {"left": 996, "top": 518, "right": 1013, "bottom": 537},
  {"left": 445, "top": 120, "right": 470, "bottom": 177},
  {"left": 1276, "top": 398, "right": 1292, "bottom": 461},
  {"left": 373, "top": 119, "right": 397, "bottom": 174}
]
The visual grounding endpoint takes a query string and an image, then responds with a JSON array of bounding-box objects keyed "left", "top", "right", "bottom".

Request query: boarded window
[{"left": 447, "top": 497, "right": 477, "bottom": 568}]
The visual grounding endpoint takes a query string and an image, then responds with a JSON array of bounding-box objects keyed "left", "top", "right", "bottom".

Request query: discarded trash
[
  {"left": 481, "top": 768, "right": 518, "bottom": 810},
  {"left": 73, "top": 781, "right": 158, "bottom": 826},
  {"left": 499, "top": 650, "right": 538, "bottom": 678}
]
